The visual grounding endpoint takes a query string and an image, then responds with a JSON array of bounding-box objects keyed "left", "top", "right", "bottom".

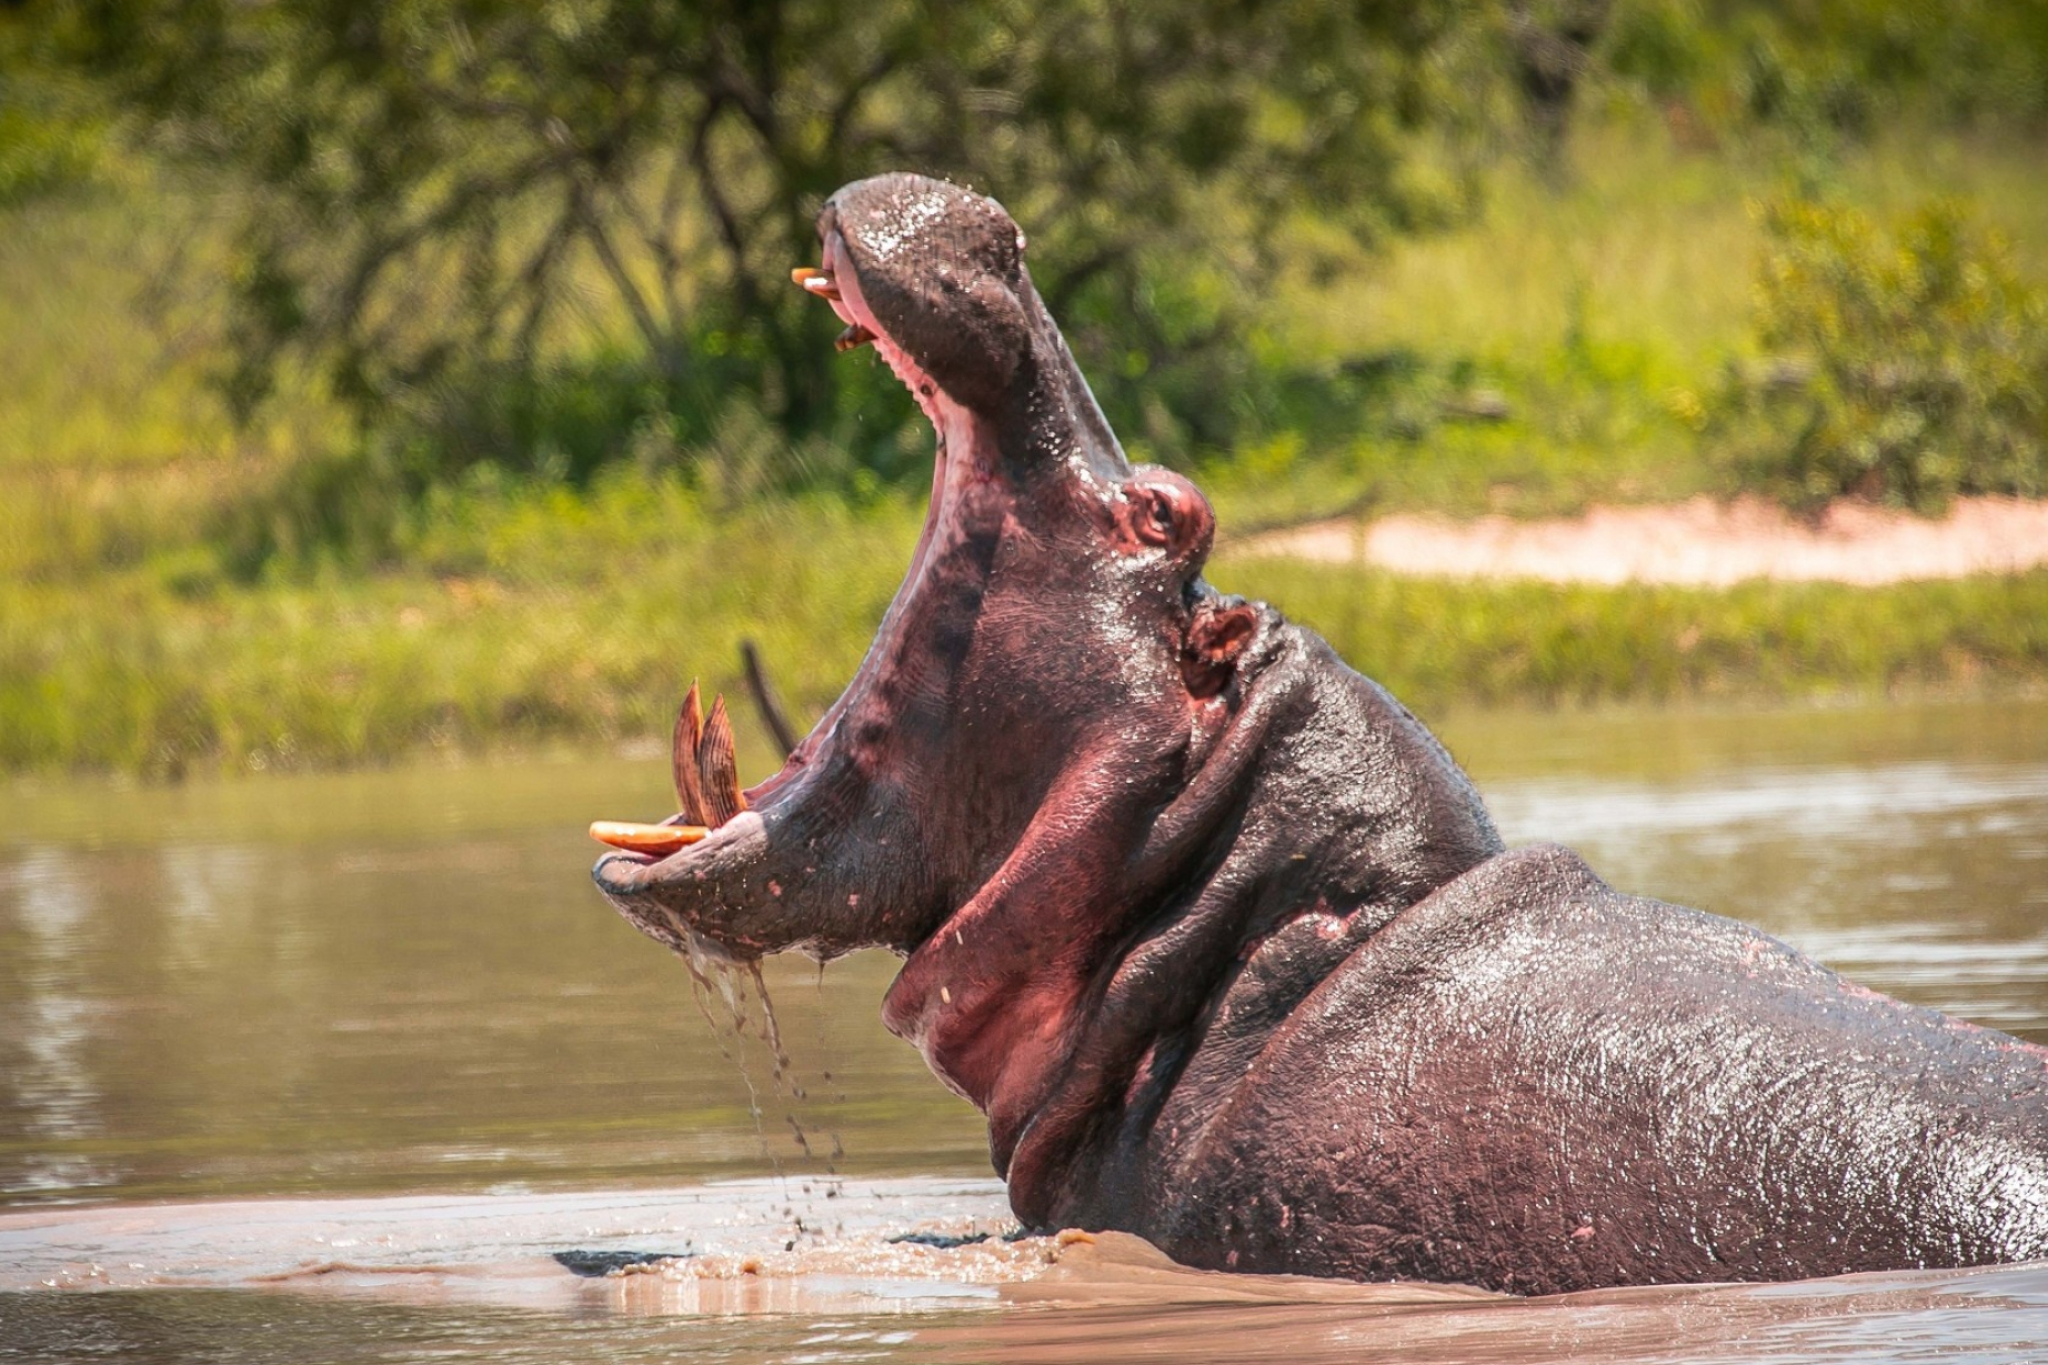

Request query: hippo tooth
[
  {"left": 835, "top": 323, "right": 874, "bottom": 352},
  {"left": 791, "top": 266, "right": 841, "bottom": 300}
]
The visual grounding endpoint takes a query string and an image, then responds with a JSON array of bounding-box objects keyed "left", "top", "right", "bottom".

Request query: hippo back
[{"left": 1133, "top": 843, "right": 2048, "bottom": 1295}]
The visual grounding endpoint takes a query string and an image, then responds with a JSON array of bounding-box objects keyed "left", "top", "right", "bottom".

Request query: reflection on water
[
  {"left": 0, "top": 758, "right": 991, "bottom": 1207},
  {"left": 4, "top": 1181, "right": 2048, "bottom": 1363},
  {"left": 4, "top": 850, "right": 108, "bottom": 1198}
]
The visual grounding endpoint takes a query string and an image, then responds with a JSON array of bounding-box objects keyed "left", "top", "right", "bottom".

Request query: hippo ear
[{"left": 1181, "top": 599, "right": 1260, "bottom": 699}]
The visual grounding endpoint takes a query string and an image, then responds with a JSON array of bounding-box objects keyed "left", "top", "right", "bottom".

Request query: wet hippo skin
[{"left": 593, "top": 174, "right": 2048, "bottom": 1296}]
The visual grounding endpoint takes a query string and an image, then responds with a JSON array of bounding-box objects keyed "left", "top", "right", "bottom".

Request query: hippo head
[{"left": 595, "top": 174, "right": 1498, "bottom": 1214}]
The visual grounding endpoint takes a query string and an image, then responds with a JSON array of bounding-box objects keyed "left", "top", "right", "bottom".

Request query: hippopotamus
[{"left": 592, "top": 173, "right": 2048, "bottom": 1296}]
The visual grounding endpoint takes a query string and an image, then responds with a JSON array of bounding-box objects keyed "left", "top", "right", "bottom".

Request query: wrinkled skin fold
[{"left": 595, "top": 174, "right": 2048, "bottom": 1296}]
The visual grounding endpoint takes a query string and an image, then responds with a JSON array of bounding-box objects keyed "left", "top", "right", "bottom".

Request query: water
[{"left": 2, "top": 698, "right": 2046, "bottom": 1361}]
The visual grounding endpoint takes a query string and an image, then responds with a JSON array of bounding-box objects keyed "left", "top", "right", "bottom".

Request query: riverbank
[
  {"left": 6, "top": 473, "right": 2047, "bottom": 778},
  {"left": 1235, "top": 495, "right": 2048, "bottom": 585}
]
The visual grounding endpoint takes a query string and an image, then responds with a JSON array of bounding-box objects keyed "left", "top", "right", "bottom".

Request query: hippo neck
[{"left": 883, "top": 619, "right": 1506, "bottom": 1225}]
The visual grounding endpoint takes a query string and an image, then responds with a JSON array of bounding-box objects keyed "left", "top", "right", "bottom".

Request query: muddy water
[{"left": 2, "top": 698, "right": 2046, "bottom": 1361}]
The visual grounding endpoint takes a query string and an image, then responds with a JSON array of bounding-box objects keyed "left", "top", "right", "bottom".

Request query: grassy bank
[
  {"left": 5, "top": 471, "right": 2046, "bottom": 778},
  {"left": 5, "top": 117, "right": 2048, "bottom": 776}
]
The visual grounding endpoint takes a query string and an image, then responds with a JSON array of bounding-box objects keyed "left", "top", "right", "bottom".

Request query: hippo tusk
[
  {"left": 797, "top": 264, "right": 873, "bottom": 348},
  {"left": 791, "top": 266, "right": 841, "bottom": 300},
  {"left": 696, "top": 693, "right": 746, "bottom": 826},
  {"left": 588, "top": 684, "right": 745, "bottom": 851}
]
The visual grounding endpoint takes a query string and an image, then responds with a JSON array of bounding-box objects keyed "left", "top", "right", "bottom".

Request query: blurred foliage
[
  {"left": 1606, "top": 0, "right": 2048, "bottom": 137},
  {"left": 38, "top": 0, "right": 1507, "bottom": 492},
  {"left": 0, "top": 473, "right": 922, "bottom": 777},
  {"left": 1505, "top": 0, "right": 1613, "bottom": 171},
  {"left": 1719, "top": 197, "right": 2048, "bottom": 513},
  {"left": 7, "top": 464, "right": 2047, "bottom": 777},
  {"left": 0, "top": 10, "right": 105, "bottom": 204},
  {"left": 6, "top": 2, "right": 2048, "bottom": 775}
]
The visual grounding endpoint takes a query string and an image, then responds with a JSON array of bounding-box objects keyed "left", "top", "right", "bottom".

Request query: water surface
[{"left": 3, "top": 697, "right": 2045, "bottom": 1361}]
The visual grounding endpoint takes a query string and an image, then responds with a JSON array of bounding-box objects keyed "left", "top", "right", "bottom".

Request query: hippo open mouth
[
  {"left": 593, "top": 175, "right": 1271, "bottom": 975},
  {"left": 591, "top": 181, "right": 1036, "bottom": 944},
  {"left": 592, "top": 174, "right": 2048, "bottom": 1296}
]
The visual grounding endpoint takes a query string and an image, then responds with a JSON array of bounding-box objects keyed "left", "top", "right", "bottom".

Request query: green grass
[
  {"left": 4, "top": 468, "right": 2045, "bottom": 778},
  {"left": 0, "top": 477, "right": 920, "bottom": 777},
  {"left": 1226, "top": 556, "right": 2048, "bottom": 713},
  {"left": 4, "top": 116, "right": 2048, "bottom": 776}
]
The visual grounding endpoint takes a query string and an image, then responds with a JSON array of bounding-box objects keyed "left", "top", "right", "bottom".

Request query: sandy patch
[{"left": 1231, "top": 495, "right": 2048, "bottom": 586}]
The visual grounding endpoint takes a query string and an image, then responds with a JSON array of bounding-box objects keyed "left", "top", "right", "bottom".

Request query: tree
[
  {"left": 52, "top": 0, "right": 1506, "bottom": 480},
  {"left": 1505, "top": 0, "right": 1611, "bottom": 172}
]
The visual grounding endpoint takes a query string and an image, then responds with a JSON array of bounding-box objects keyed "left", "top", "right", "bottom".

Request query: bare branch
[
  {"left": 509, "top": 191, "right": 582, "bottom": 362},
  {"left": 1043, "top": 240, "right": 1134, "bottom": 318},
  {"left": 688, "top": 99, "right": 767, "bottom": 324},
  {"left": 740, "top": 639, "right": 801, "bottom": 758},
  {"left": 827, "top": 45, "right": 903, "bottom": 148},
  {"left": 572, "top": 184, "right": 672, "bottom": 364},
  {"left": 545, "top": 117, "right": 674, "bottom": 366}
]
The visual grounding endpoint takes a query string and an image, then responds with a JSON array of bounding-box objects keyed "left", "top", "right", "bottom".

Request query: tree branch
[
  {"left": 549, "top": 118, "right": 674, "bottom": 367},
  {"left": 688, "top": 99, "right": 767, "bottom": 324},
  {"left": 1043, "top": 240, "right": 1133, "bottom": 318},
  {"left": 740, "top": 639, "right": 801, "bottom": 757}
]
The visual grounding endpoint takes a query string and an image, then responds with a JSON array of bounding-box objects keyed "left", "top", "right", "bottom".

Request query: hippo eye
[
  {"left": 1118, "top": 473, "right": 1213, "bottom": 559},
  {"left": 1133, "top": 488, "right": 1178, "bottom": 547}
]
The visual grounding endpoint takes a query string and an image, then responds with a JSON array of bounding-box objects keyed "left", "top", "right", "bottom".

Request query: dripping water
[
  {"left": 661, "top": 683, "right": 847, "bottom": 1230},
  {"left": 669, "top": 928, "right": 846, "bottom": 1243}
]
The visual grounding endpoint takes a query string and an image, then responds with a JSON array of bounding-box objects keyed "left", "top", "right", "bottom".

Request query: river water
[{"left": 2, "top": 698, "right": 2045, "bottom": 1361}]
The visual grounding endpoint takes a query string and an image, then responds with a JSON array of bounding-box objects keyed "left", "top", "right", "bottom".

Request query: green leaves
[
  {"left": 1722, "top": 196, "right": 2048, "bottom": 512},
  {"left": 52, "top": 0, "right": 1504, "bottom": 482}
]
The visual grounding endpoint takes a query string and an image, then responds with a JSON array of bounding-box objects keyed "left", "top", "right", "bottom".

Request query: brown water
[{"left": 3, "top": 698, "right": 2046, "bottom": 1361}]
